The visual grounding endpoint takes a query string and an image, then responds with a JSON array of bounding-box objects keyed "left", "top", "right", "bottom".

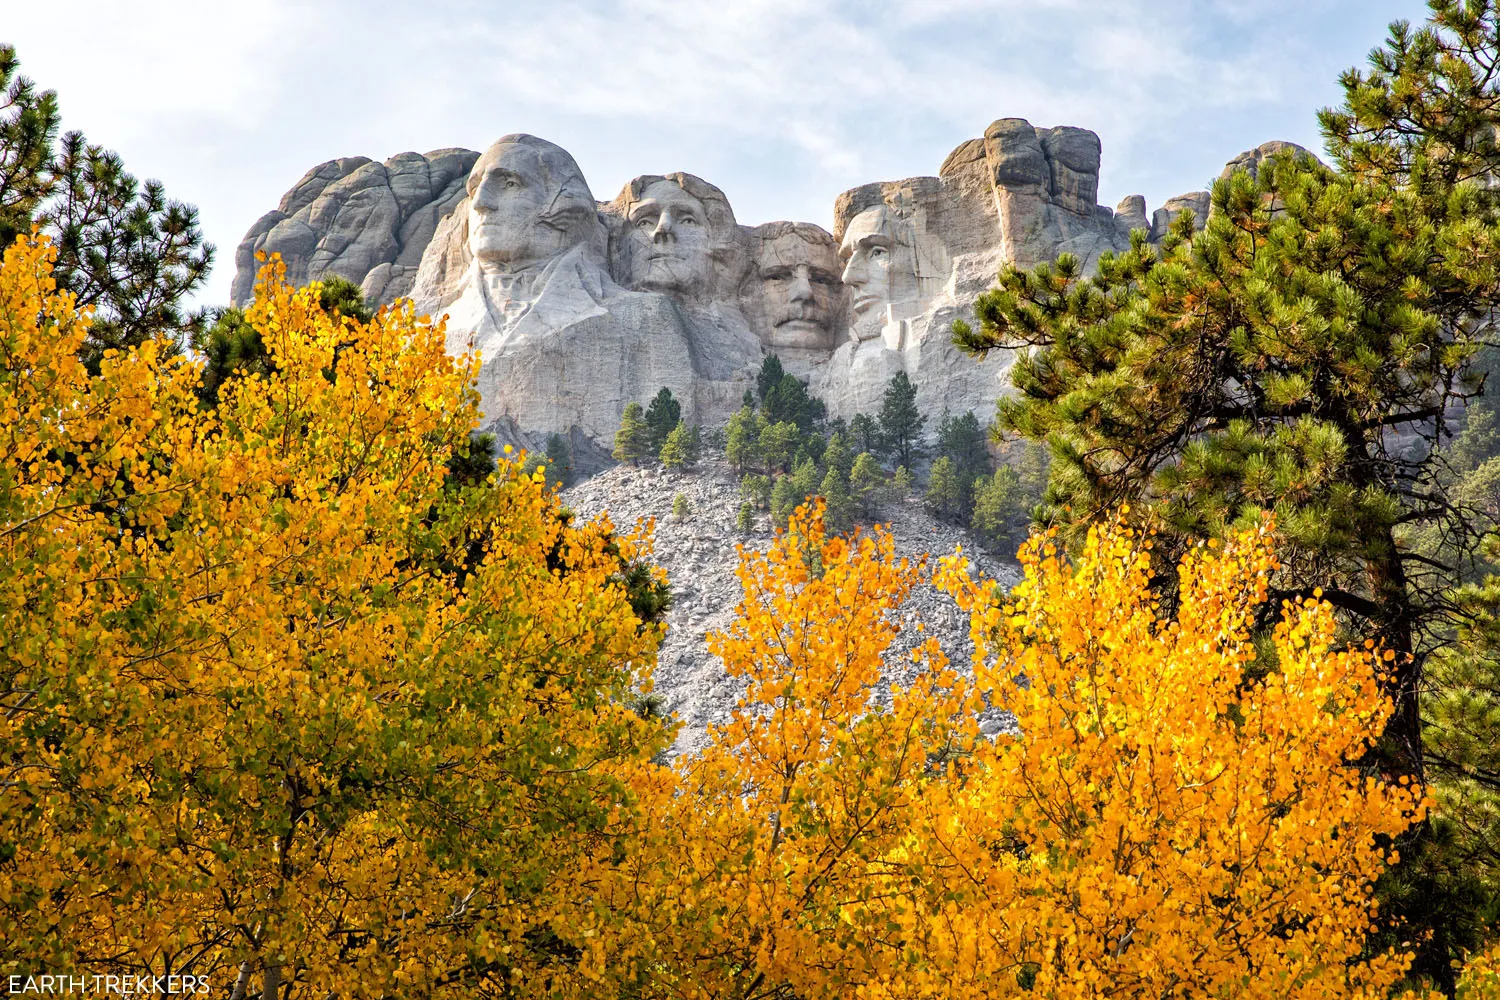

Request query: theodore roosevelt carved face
[
  {"left": 752, "top": 222, "right": 842, "bottom": 351},
  {"left": 466, "top": 135, "right": 597, "bottom": 271}
]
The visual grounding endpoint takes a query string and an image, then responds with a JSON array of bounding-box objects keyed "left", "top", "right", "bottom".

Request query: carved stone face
[
  {"left": 756, "top": 231, "right": 841, "bottom": 351},
  {"left": 622, "top": 179, "right": 713, "bottom": 296},
  {"left": 466, "top": 137, "right": 595, "bottom": 270},
  {"left": 839, "top": 206, "right": 901, "bottom": 341}
]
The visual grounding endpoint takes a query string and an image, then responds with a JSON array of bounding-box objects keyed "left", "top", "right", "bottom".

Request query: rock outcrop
[
  {"left": 231, "top": 148, "right": 479, "bottom": 307},
  {"left": 232, "top": 122, "right": 1301, "bottom": 453},
  {"left": 1220, "top": 139, "right": 1317, "bottom": 183}
]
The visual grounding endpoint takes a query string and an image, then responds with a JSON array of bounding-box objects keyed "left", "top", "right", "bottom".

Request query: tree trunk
[{"left": 1367, "top": 525, "right": 1424, "bottom": 781}]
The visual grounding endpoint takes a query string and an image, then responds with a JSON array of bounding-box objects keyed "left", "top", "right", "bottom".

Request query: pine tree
[
  {"left": 849, "top": 451, "right": 886, "bottom": 519},
  {"left": 769, "top": 474, "right": 799, "bottom": 527},
  {"left": 0, "top": 46, "right": 58, "bottom": 249},
  {"left": 725, "top": 404, "right": 763, "bottom": 472},
  {"left": 544, "top": 433, "right": 573, "bottom": 488},
  {"left": 316, "top": 274, "right": 374, "bottom": 321},
  {"left": 645, "top": 387, "right": 681, "bottom": 453},
  {"left": 823, "top": 430, "right": 854, "bottom": 483},
  {"left": 740, "top": 473, "right": 772, "bottom": 510},
  {"left": 954, "top": 9, "right": 1500, "bottom": 975},
  {"left": 445, "top": 432, "right": 498, "bottom": 490},
  {"left": 893, "top": 465, "right": 915, "bottom": 496},
  {"left": 756, "top": 353, "right": 826, "bottom": 430},
  {"left": 954, "top": 148, "right": 1494, "bottom": 780},
  {"left": 1013, "top": 440, "right": 1049, "bottom": 506},
  {"left": 756, "top": 354, "right": 786, "bottom": 402},
  {"left": 195, "top": 275, "right": 373, "bottom": 407},
  {"left": 612, "top": 402, "right": 651, "bottom": 465},
  {"left": 1425, "top": 552, "right": 1500, "bottom": 885},
  {"left": 850, "top": 413, "right": 880, "bottom": 455},
  {"left": 797, "top": 432, "right": 827, "bottom": 469},
  {"left": 937, "top": 410, "right": 991, "bottom": 509},
  {"left": 1, "top": 46, "right": 212, "bottom": 370},
  {"left": 820, "top": 465, "right": 854, "bottom": 532},
  {"left": 758, "top": 420, "right": 800, "bottom": 473},
  {"left": 971, "top": 467, "right": 1026, "bottom": 554},
  {"left": 878, "top": 371, "right": 924, "bottom": 469},
  {"left": 194, "top": 306, "right": 267, "bottom": 408},
  {"left": 659, "top": 421, "right": 691, "bottom": 470},
  {"left": 735, "top": 501, "right": 755, "bottom": 534},
  {"left": 924, "top": 456, "right": 965, "bottom": 523},
  {"left": 672, "top": 492, "right": 691, "bottom": 520},
  {"left": 790, "top": 455, "right": 820, "bottom": 506}
]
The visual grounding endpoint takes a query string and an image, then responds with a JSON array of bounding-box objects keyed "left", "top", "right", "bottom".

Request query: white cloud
[
  {"left": 6, "top": 0, "right": 314, "bottom": 141},
  {"left": 5, "top": 0, "right": 1420, "bottom": 303}
]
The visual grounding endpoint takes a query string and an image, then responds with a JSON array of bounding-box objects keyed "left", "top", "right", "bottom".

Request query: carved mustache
[{"left": 774, "top": 304, "right": 830, "bottom": 325}]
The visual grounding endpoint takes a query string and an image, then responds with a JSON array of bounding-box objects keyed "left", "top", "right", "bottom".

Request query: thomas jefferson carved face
[
  {"left": 755, "top": 229, "right": 841, "bottom": 351},
  {"left": 621, "top": 179, "right": 713, "bottom": 296},
  {"left": 839, "top": 206, "right": 902, "bottom": 341},
  {"left": 466, "top": 136, "right": 596, "bottom": 271}
]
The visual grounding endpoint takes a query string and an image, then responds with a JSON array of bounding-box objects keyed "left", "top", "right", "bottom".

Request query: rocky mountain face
[
  {"left": 232, "top": 148, "right": 479, "bottom": 307},
  {"left": 234, "top": 128, "right": 1310, "bottom": 456},
  {"left": 561, "top": 458, "right": 1022, "bottom": 756}
]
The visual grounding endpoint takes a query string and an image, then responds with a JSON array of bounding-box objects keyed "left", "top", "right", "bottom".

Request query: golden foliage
[
  {"left": 923, "top": 515, "right": 1428, "bottom": 998},
  {"left": 592, "top": 507, "right": 1429, "bottom": 999},
  {"left": 591, "top": 501, "right": 977, "bottom": 998},
  {"left": 0, "top": 232, "right": 1463, "bottom": 997},
  {"left": 1456, "top": 940, "right": 1500, "bottom": 999},
  {"left": 0, "top": 237, "right": 668, "bottom": 994}
]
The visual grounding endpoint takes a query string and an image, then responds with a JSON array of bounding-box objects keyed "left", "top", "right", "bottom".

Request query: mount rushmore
[{"left": 233, "top": 119, "right": 1296, "bottom": 454}]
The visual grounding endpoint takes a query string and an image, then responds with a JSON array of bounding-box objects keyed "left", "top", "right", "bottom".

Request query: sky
[{"left": 8, "top": 0, "right": 1421, "bottom": 306}]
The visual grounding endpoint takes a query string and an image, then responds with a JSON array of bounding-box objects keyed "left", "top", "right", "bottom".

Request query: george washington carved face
[{"left": 466, "top": 135, "right": 597, "bottom": 270}]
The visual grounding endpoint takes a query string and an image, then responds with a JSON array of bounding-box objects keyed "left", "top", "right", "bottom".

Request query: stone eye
[
  {"left": 504, "top": 178, "right": 520, "bottom": 189},
  {"left": 636, "top": 215, "right": 656, "bottom": 229},
  {"left": 870, "top": 246, "right": 888, "bottom": 258}
]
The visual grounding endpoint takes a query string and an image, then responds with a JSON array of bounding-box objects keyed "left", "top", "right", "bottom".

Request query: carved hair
[
  {"left": 749, "top": 220, "right": 838, "bottom": 250},
  {"left": 831, "top": 178, "right": 941, "bottom": 244}
]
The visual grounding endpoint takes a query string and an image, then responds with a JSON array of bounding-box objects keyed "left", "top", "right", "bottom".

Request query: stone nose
[
  {"left": 841, "top": 254, "right": 865, "bottom": 288},
  {"left": 652, "top": 210, "right": 678, "bottom": 243},
  {"left": 472, "top": 173, "right": 506, "bottom": 213},
  {"left": 788, "top": 268, "right": 815, "bottom": 303}
]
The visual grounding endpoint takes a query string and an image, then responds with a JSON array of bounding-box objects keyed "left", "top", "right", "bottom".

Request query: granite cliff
[{"left": 233, "top": 124, "right": 1307, "bottom": 453}]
